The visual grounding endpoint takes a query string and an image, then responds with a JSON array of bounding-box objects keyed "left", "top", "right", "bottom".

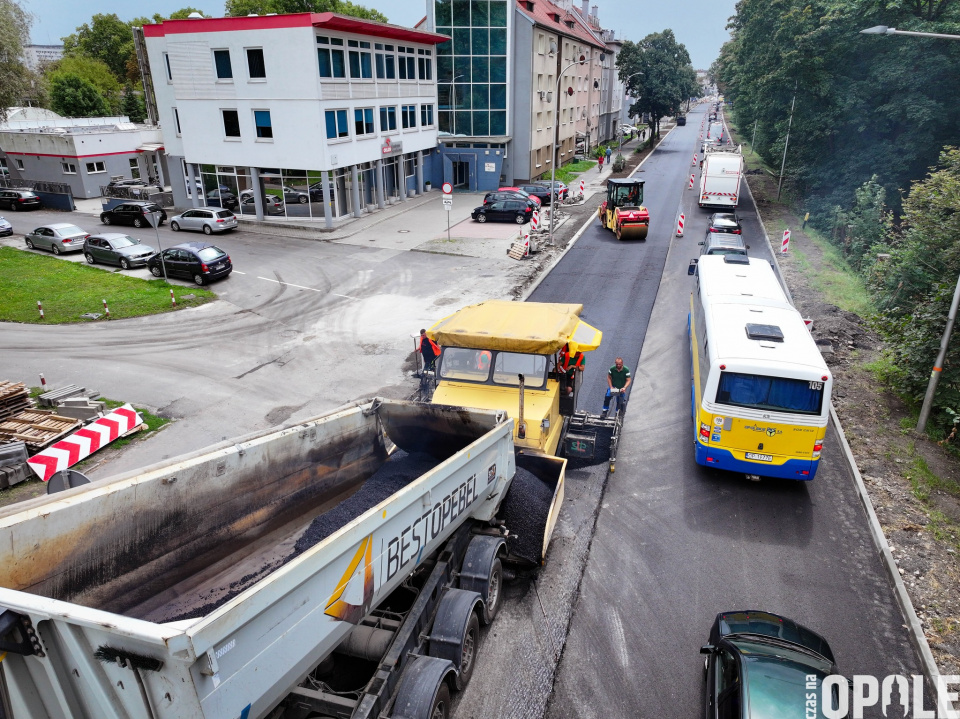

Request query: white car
[
  {"left": 0, "top": 216, "right": 12, "bottom": 237},
  {"left": 170, "top": 207, "right": 238, "bottom": 234}
]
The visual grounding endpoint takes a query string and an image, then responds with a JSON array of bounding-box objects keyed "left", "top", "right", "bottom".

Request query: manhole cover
[{"left": 80, "top": 313, "right": 102, "bottom": 320}]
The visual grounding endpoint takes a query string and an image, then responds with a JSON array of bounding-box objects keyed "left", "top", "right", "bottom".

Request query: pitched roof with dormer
[{"left": 515, "top": 0, "right": 605, "bottom": 49}]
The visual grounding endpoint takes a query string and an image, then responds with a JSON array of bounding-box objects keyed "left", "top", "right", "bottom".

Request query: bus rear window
[{"left": 715, "top": 372, "right": 823, "bottom": 415}]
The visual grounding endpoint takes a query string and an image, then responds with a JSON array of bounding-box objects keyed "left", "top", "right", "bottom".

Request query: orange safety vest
[
  {"left": 419, "top": 336, "right": 441, "bottom": 357},
  {"left": 477, "top": 350, "right": 492, "bottom": 370},
  {"left": 560, "top": 349, "right": 583, "bottom": 372}
]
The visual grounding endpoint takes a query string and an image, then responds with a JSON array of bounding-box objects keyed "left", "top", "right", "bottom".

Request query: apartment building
[
  {"left": 22, "top": 45, "right": 64, "bottom": 72},
  {"left": 142, "top": 13, "right": 446, "bottom": 224}
]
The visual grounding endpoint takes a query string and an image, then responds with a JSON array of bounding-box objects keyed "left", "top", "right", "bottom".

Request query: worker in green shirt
[{"left": 601, "top": 357, "right": 632, "bottom": 418}]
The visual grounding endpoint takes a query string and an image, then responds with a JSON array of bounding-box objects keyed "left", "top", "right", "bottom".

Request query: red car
[{"left": 497, "top": 187, "right": 542, "bottom": 206}]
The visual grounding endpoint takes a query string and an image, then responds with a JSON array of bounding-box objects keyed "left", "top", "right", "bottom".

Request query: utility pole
[
  {"left": 916, "top": 274, "right": 960, "bottom": 434},
  {"left": 777, "top": 81, "right": 797, "bottom": 201}
]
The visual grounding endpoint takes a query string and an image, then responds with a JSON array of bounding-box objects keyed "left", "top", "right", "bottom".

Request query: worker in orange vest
[
  {"left": 477, "top": 350, "right": 492, "bottom": 372},
  {"left": 558, "top": 343, "right": 584, "bottom": 396},
  {"left": 418, "top": 329, "right": 441, "bottom": 373}
]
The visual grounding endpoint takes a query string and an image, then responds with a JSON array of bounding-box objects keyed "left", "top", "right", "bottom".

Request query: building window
[
  {"left": 401, "top": 105, "right": 417, "bottom": 129},
  {"left": 325, "top": 109, "right": 349, "bottom": 139},
  {"left": 375, "top": 43, "right": 396, "bottom": 79},
  {"left": 420, "top": 104, "right": 434, "bottom": 126},
  {"left": 163, "top": 52, "right": 172, "bottom": 80},
  {"left": 15, "top": 159, "right": 24, "bottom": 170},
  {"left": 246, "top": 48, "right": 266, "bottom": 79},
  {"left": 173, "top": 107, "right": 181, "bottom": 135},
  {"left": 254, "top": 110, "right": 273, "bottom": 139},
  {"left": 61, "top": 162, "right": 76, "bottom": 174},
  {"left": 418, "top": 49, "right": 432, "bottom": 80},
  {"left": 85, "top": 161, "right": 106, "bottom": 173},
  {"left": 536, "top": 112, "right": 542, "bottom": 131},
  {"left": 380, "top": 106, "right": 397, "bottom": 132},
  {"left": 213, "top": 49, "right": 232, "bottom": 79},
  {"left": 349, "top": 47, "right": 372, "bottom": 79},
  {"left": 536, "top": 148, "right": 542, "bottom": 167},
  {"left": 354, "top": 107, "right": 374, "bottom": 135},
  {"left": 538, "top": 33, "right": 545, "bottom": 54},
  {"left": 222, "top": 109, "right": 241, "bottom": 138},
  {"left": 129, "top": 158, "right": 141, "bottom": 179},
  {"left": 398, "top": 47, "right": 416, "bottom": 80},
  {"left": 318, "top": 36, "right": 346, "bottom": 78}
]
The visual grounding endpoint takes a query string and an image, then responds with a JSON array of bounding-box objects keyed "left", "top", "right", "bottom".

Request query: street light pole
[
  {"left": 548, "top": 55, "right": 589, "bottom": 246},
  {"left": 860, "top": 23, "right": 960, "bottom": 433},
  {"left": 776, "top": 81, "right": 797, "bottom": 202}
]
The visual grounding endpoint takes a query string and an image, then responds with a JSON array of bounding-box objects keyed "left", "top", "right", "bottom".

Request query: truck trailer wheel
[
  {"left": 459, "top": 535, "right": 505, "bottom": 624},
  {"left": 428, "top": 588, "right": 483, "bottom": 690},
  {"left": 391, "top": 656, "right": 455, "bottom": 719}
]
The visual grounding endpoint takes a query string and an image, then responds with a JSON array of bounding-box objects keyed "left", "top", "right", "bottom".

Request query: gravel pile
[
  {"left": 501, "top": 467, "right": 555, "bottom": 564},
  {"left": 293, "top": 451, "right": 440, "bottom": 556}
]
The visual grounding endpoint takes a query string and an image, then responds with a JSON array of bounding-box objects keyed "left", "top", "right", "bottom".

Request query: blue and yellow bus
[{"left": 689, "top": 255, "right": 832, "bottom": 480}]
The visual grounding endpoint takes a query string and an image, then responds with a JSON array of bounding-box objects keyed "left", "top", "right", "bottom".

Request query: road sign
[
  {"left": 442, "top": 195, "right": 453, "bottom": 211},
  {"left": 441, "top": 182, "right": 453, "bottom": 194}
]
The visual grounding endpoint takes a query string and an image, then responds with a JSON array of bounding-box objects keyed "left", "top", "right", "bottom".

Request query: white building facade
[{"left": 143, "top": 12, "right": 445, "bottom": 224}]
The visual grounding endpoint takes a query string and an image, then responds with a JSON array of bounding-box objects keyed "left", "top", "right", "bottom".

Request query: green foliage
[
  {"left": 617, "top": 30, "right": 699, "bottom": 132},
  {"left": 0, "top": 0, "right": 32, "bottom": 121},
  {"left": 224, "top": 0, "right": 388, "bottom": 22},
  {"left": 49, "top": 74, "right": 111, "bottom": 117},
  {"left": 62, "top": 13, "right": 136, "bottom": 81},
  {"left": 832, "top": 175, "right": 889, "bottom": 272},
  {"left": 47, "top": 55, "right": 122, "bottom": 113},
  {"left": 120, "top": 85, "right": 147, "bottom": 123}
]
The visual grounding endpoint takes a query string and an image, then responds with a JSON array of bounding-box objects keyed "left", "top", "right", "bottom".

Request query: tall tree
[
  {"left": 617, "top": 30, "right": 698, "bottom": 137},
  {"left": 46, "top": 55, "right": 122, "bottom": 113},
  {"left": 49, "top": 74, "right": 111, "bottom": 117},
  {"left": 120, "top": 84, "right": 147, "bottom": 123},
  {"left": 0, "top": 0, "right": 32, "bottom": 121},
  {"left": 62, "top": 14, "right": 135, "bottom": 81},
  {"left": 225, "top": 0, "right": 388, "bottom": 23}
]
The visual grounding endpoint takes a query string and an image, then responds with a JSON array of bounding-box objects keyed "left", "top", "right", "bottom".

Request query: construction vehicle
[
  {"left": 597, "top": 178, "right": 649, "bottom": 240},
  {"left": 698, "top": 145, "right": 744, "bottom": 210},
  {"left": 0, "top": 399, "right": 565, "bottom": 719},
  {"left": 427, "top": 300, "right": 625, "bottom": 470}
]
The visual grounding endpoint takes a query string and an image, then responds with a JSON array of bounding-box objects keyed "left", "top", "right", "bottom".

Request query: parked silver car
[
  {"left": 25, "top": 223, "right": 90, "bottom": 254},
  {"left": 169, "top": 207, "right": 238, "bottom": 234},
  {"left": 83, "top": 233, "right": 156, "bottom": 269},
  {"left": 0, "top": 216, "right": 12, "bottom": 237}
]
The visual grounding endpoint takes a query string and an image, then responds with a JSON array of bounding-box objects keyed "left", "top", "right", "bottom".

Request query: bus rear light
[
  {"left": 800, "top": 470, "right": 809, "bottom": 475},
  {"left": 813, "top": 442, "right": 823, "bottom": 452},
  {"left": 699, "top": 422, "right": 711, "bottom": 439}
]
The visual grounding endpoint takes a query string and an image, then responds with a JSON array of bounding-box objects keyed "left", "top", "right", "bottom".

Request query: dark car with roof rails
[
  {"left": 100, "top": 201, "right": 167, "bottom": 228},
  {"left": 147, "top": 241, "right": 232, "bottom": 285},
  {"left": 701, "top": 610, "right": 844, "bottom": 719}
]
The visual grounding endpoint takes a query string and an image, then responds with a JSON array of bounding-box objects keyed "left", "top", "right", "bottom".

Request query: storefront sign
[{"left": 382, "top": 138, "right": 403, "bottom": 156}]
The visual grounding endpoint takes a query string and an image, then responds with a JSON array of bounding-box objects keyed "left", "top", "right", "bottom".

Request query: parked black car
[
  {"left": 206, "top": 189, "right": 238, "bottom": 210},
  {"left": 472, "top": 200, "right": 535, "bottom": 224},
  {"left": 701, "top": 611, "right": 841, "bottom": 719},
  {"left": 100, "top": 201, "right": 167, "bottom": 229},
  {"left": 147, "top": 241, "right": 232, "bottom": 285},
  {"left": 676, "top": 114, "right": 687, "bottom": 126},
  {"left": 706, "top": 213, "right": 742, "bottom": 236},
  {"left": 512, "top": 183, "right": 553, "bottom": 205},
  {"left": 482, "top": 190, "right": 532, "bottom": 206},
  {"left": 0, "top": 189, "right": 41, "bottom": 211}
]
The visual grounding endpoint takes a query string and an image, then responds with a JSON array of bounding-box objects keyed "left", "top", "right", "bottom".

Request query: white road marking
[
  {"left": 255, "top": 276, "right": 357, "bottom": 300},
  {"left": 233, "top": 270, "right": 246, "bottom": 274}
]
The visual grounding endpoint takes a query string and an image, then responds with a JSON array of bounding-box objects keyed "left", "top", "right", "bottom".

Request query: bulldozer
[{"left": 597, "top": 177, "right": 649, "bottom": 240}]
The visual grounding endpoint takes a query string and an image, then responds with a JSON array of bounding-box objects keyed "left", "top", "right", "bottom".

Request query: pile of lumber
[
  {"left": 0, "top": 410, "right": 80, "bottom": 451},
  {"left": 0, "top": 382, "right": 32, "bottom": 421}
]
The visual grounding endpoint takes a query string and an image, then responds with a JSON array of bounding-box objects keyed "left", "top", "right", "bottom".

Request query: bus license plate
[{"left": 746, "top": 452, "right": 773, "bottom": 462}]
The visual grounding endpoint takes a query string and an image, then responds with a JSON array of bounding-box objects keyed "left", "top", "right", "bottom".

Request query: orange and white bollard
[
  {"left": 37, "top": 300, "right": 44, "bottom": 320},
  {"left": 170, "top": 288, "right": 176, "bottom": 306},
  {"left": 39, "top": 373, "right": 47, "bottom": 392},
  {"left": 531, "top": 210, "right": 539, "bottom": 231},
  {"left": 523, "top": 232, "right": 530, "bottom": 257},
  {"left": 578, "top": 179, "right": 584, "bottom": 197},
  {"left": 781, "top": 229, "right": 791, "bottom": 253},
  {"left": 676, "top": 214, "right": 685, "bottom": 237},
  {"left": 689, "top": 174, "right": 695, "bottom": 189},
  {"left": 103, "top": 299, "right": 110, "bottom": 318},
  {"left": 692, "top": 153, "right": 698, "bottom": 166}
]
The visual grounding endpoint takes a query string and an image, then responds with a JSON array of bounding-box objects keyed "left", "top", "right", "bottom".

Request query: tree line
[
  {"left": 0, "top": 0, "right": 388, "bottom": 123},
  {"left": 716, "top": 0, "right": 960, "bottom": 435}
]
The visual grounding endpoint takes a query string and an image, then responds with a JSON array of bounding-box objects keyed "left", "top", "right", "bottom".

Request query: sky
[{"left": 24, "top": 0, "right": 736, "bottom": 70}]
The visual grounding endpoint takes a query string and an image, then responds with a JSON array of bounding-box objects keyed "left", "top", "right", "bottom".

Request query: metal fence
[
  {"left": 0, "top": 178, "right": 71, "bottom": 194},
  {"left": 99, "top": 185, "right": 174, "bottom": 207}
]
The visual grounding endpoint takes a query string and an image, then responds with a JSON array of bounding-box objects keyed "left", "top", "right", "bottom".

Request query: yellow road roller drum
[{"left": 597, "top": 177, "right": 649, "bottom": 241}]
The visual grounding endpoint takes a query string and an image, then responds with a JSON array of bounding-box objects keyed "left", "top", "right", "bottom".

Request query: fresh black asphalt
[{"left": 534, "top": 105, "right": 921, "bottom": 718}]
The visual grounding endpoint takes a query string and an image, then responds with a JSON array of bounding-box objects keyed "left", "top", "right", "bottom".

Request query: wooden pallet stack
[
  {"left": 0, "top": 410, "right": 80, "bottom": 451},
  {"left": 0, "top": 381, "right": 32, "bottom": 421}
]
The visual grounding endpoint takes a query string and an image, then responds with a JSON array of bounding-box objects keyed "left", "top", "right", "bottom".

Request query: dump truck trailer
[
  {"left": 0, "top": 399, "right": 564, "bottom": 719},
  {"left": 698, "top": 146, "right": 743, "bottom": 210}
]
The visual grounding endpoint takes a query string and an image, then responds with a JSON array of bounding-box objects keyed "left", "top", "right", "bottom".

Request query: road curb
[
  {"left": 739, "top": 136, "right": 939, "bottom": 686},
  {"left": 829, "top": 403, "right": 941, "bottom": 688},
  {"left": 521, "top": 131, "right": 672, "bottom": 301}
]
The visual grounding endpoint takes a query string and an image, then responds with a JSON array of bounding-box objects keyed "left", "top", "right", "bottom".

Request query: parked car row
[{"left": 470, "top": 180, "right": 570, "bottom": 224}]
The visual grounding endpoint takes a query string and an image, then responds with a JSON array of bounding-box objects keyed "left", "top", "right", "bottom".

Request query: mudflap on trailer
[{"left": 561, "top": 410, "right": 623, "bottom": 471}]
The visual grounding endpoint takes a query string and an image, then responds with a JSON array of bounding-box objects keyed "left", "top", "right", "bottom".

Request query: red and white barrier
[
  {"left": 39, "top": 373, "right": 47, "bottom": 391},
  {"left": 692, "top": 153, "right": 698, "bottom": 166},
  {"left": 522, "top": 233, "right": 530, "bottom": 257},
  {"left": 676, "top": 214, "right": 685, "bottom": 237},
  {"left": 531, "top": 209, "right": 540, "bottom": 231},
  {"left": 689, "top": 174, "right": 695, "bottom": 189},
  {"left": 170, "top": 288, "right": 176, "bottom": 306},
  {"left": 27, "top": 404, "right": 143, "bottom": 481},
  {"left": 578, "top": 179, "right": 584, "bottom": 197},
  {"left": 37, "top": 301, "right": 44, "bottom": 320},
  {"left": 781, "top": 229, "right": 790, "bottom": 253},
  {"left": 102, "top": 299, "right": 110, "bottom": 318}
]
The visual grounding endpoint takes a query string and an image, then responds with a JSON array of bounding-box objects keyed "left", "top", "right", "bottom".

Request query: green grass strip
[{"left": 0, "top": 247, "right": 216, "bottom": 324}]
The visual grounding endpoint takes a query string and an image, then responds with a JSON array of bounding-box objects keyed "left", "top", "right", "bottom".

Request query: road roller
[{"left": 597, "top": 178, "right": 649, "bottom": 240}]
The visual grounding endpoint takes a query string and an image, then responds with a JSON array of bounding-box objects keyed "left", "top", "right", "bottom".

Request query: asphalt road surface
[{"left": 536, "top": 105, "right": 920, "bottom": 718}]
